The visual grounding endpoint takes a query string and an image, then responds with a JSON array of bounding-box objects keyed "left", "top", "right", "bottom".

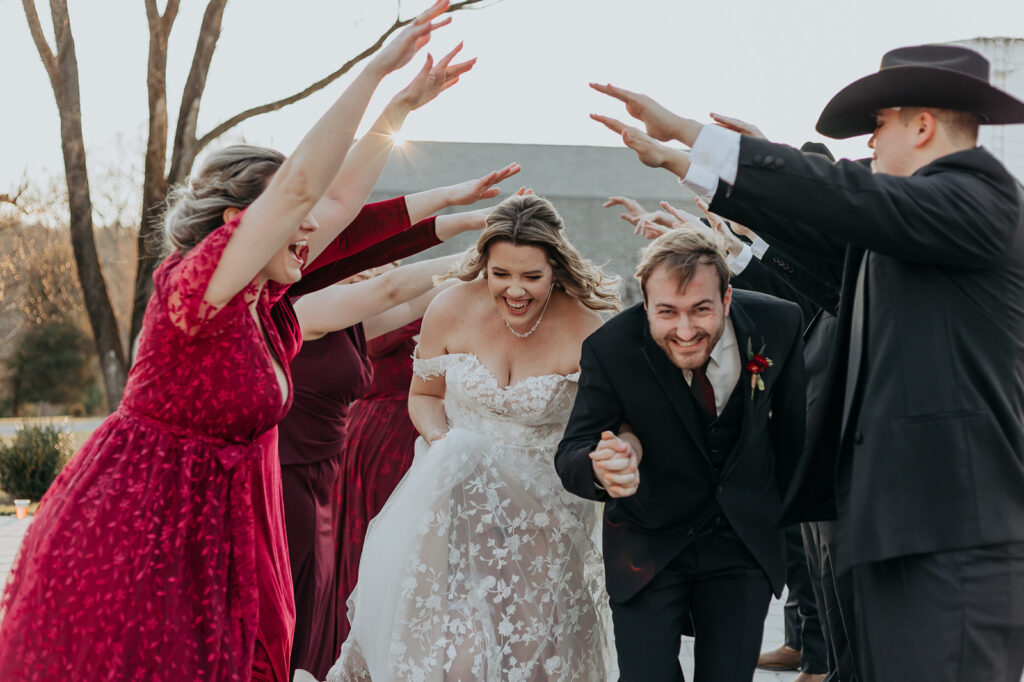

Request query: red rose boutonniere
[{"left": 746, "top": 337, "right": 774, "bottom": 399}]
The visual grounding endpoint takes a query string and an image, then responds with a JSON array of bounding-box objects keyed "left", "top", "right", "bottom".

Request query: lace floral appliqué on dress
[{"left": 328, "top": 353, "right": 612, "bottom": 682}]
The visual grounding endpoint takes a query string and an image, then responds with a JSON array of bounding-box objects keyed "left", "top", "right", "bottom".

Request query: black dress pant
[
  {"left": 802, "top": 520, "right": 857, "bottom": 682},
  {"left": 852, "top": 541, "right": 1024, "bottom": 682},
  {"left": 611, "top": 526, "right": 772, "bottom": 682},
  {"left": 782, "top": 525, "right": 828, "bottom": 673}
]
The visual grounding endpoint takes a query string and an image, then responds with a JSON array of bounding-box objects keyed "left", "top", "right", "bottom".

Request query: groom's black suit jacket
[
  {"left": 711, "top": 141, "right": 1024, "bottom": 573},
  {"left": 555, "top": 291, "right": 805, "bottom": 603}
]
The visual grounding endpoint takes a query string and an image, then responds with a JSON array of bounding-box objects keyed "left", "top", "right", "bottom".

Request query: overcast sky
[{"left": 1, "top": 0, "right": 1022, "bottom": 193}]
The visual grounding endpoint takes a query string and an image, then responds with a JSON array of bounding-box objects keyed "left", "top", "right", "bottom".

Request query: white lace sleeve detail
[{"left": 412, "top": 351, "right": 447, "bottom": 379}]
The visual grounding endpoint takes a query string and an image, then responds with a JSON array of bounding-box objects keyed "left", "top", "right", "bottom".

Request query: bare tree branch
[
  {"left": 193, "top": 0, "right": 494, "bottom": 156},
  {"left": 165, "top": 0, "right": 229, "bottom": 188},
  {"left": 21, "top": 0, "right": 59, "bottom": 88}
]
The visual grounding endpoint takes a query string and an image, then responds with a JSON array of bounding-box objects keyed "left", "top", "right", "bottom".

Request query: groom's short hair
[{"left": 635, "top": 228, "right": 730, "bottom": 301}]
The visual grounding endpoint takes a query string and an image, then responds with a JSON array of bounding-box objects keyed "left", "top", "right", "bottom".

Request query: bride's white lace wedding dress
[{"left": 327, "top": 352, "right": 612, "bottom": 682}]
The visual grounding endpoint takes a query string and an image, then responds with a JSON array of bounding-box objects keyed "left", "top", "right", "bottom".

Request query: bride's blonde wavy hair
[{"left": 446, "top": 194, "right": 621, "bottom": 312}]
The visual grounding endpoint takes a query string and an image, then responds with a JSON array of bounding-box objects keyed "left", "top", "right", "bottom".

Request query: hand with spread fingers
[
  {"left": 370, "top": 0, "right": 453, "bottom": 76},
  {"left": 590, "top": 430, "right": 641, "bottom": 498},
  {"left": 445, "top": 162, "right": 522, "bottom": 206},
  {"left": 395, "top": 41, "right": 476, "bottom": 111},
  {"left": 603, "top": 195, "right": 648, "bottom": 221},
  {"left": 709, "top": 112, "right": 767, "bottom": 139}
]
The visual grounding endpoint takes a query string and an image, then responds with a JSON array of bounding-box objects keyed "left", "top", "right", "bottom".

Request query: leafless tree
[{"left": 20, "top": 0, "right": 497, "bottom": 411}]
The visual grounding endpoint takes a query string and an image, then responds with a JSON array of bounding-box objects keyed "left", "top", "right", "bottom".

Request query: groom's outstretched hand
[{"left": 591, "top": 431, "right": 640, "bottom": 498}]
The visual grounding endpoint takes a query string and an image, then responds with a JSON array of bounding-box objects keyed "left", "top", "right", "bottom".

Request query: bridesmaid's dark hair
[
  {"left": 446, "top": 194, "right": 620, "bottom": 312},
  {"left": 162, "top": 145, "right": 285, "bottom": 255}
]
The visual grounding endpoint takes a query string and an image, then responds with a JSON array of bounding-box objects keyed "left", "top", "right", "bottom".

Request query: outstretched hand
[
  {"left": 446, "top": 163, "right": 522, "bottom": 206},
  {"left": 590, "top": 114, "right": 675, "bottom": 169},
  {"left": 371, "top": 0, "right": 453, "bottom": 76},
  {"left": 396, "top": 42, "right": 476, "bottom": 111},
  {"left": 709, "top": 112, "right": 766, "bottom": 139},
  {"left": 590, "top": 83, "right": 687, "bottom": 142},
  {"left": 603, "top": 195, "right": 648, "bottom": 220}
]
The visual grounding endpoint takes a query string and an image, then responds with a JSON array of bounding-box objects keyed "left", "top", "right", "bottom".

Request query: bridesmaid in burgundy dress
[
  {"left": 0, "top": 8, "right": 460, "bottom": 680},
  {"left": 336, "top": 318, "right": 423, "bottom": 643}
]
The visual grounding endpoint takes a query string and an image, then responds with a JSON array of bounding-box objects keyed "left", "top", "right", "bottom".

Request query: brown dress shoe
[
  {"left": 793, "top": 674, "right": 827, "bottom": 682},
  {"left": 756, "top": 644, "right": 802, "bottom": 671}
]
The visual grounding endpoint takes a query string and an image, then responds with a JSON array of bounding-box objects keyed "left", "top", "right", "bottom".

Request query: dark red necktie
[{"left": 691, "top": 363, "right": 718, "bottom": 418}]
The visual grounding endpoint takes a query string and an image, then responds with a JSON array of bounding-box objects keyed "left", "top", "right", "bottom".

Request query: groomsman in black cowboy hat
[{"left": 591, "top": 43, "right": 1024, "bottom": 682}]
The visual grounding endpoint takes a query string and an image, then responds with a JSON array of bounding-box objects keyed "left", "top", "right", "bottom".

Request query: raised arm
[
  {"left": 362, "top": 280, "right": 456, "bottom": 340},
  {"left": 310, "top": 40, "right": 475, "bottom": 244},
  {"left": 294, "top": 252, "right": 462, "bottom": 340},
  {"left": 203, "top": 0, "right": 452, "bottom": 308},
  {"left": 404, "top": 163, "right": 521, "bottom": 223}
]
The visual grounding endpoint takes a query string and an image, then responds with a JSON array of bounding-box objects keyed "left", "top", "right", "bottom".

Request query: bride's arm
[{"left": 408, "top": 285, "right": 460, "bottom": 443}]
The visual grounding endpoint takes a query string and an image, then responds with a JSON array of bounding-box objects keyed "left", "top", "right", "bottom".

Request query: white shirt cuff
[
  {"left": 727, "top": 244, "right": 753, "bottom": 275},
  {"left": 679, "top": 164, "right": 719, "bottom": 204},
  {"left": 751, "top": 237, "right": 770, "bottom": 259},
  {"left": 690, "top": 125, "right": 742, "bottom": 185}
]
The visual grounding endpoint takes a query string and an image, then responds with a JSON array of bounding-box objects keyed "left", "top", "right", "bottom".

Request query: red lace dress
[
  {"left": 0, "top": 197, "right": 432, "bottom": 682},
  {"left": 336, "top": 319, "right": 422, "bottom": 643}
]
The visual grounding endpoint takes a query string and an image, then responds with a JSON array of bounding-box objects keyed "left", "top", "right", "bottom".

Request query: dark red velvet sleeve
[
  {"left": 303, "top": 196, "right": 411, "bottom": 272},
  {"left": 290, "top": 215, "right": 440, "bottom": 297}
]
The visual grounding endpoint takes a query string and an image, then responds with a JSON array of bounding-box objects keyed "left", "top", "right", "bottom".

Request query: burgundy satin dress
[
  {"left": 336, "top": 319, "right": 422, "bottom": 644},
  {"left": 279, "top": 217, "right": 440, "bottom": 679}
]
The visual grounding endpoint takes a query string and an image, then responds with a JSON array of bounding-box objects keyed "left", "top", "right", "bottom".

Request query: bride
[{"left": 327, "top": 194, "right": 620, "bottom": 681}]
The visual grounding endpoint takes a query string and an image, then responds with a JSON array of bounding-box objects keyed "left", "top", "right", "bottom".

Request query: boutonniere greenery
[{"left": 746, "top": 337, "right": 774, "bottom": 399}]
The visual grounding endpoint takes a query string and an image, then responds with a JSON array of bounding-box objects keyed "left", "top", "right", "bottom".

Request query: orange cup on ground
[{"left": 14, "top": 500, "right": 29, "bottom": 520}]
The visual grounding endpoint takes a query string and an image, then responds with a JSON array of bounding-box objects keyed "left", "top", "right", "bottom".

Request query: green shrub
[
  {"left": 6, "top": 320, "right": 98, "bottom": 416},
  {"left": 0, "top": 422, "right": 74, "bottom": 501}
]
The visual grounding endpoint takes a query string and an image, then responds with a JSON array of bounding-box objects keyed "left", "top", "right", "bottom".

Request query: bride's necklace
[{"left": 503, "top": 287, "right": 553, "bottom": 339}]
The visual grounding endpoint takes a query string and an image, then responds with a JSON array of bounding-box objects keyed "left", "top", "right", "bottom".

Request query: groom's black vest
[{"left": 686, "top": 376, "right": 746, "bottom": 471}]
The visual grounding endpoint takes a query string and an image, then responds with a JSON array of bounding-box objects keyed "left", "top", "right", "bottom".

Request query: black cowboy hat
[{"left": 816, "top": 44, "right": 1024, "bottom": 139}]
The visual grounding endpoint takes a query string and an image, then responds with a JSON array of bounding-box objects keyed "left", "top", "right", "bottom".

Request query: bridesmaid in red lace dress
[
  {"left": 337, "top": 318, "right": 423, "bottom": 642},
  {"left": 0, "top": 6, "right": 458, "bottom": 680}
]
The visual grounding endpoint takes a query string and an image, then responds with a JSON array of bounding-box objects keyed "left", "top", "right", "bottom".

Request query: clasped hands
[{"left": 591, "top": 430, "right": 642, "bottom": 498}]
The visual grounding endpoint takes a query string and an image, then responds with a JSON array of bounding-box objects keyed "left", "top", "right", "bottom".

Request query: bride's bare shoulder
[{"left": 423, "top": 279, "right": 487, "bottom": 326}]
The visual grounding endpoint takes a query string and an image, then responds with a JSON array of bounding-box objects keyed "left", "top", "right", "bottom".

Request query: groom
[{"left": 556, "top": 228, "right": 806, "bottom": 681}]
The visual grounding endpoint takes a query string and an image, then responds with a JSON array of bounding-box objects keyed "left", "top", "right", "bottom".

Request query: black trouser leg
[
  {"left": 811, "top": 520, "right": 857, "bottom": 682},
  {"left": 611, "top": 528, "right": 772, "bottom": 682},
  {"left": 689, "top": 530, "right": 773, "bottom": 682},
  {"left": 610, "top": 557, "right": 691, "bottom": 681},
  {"left": 853, "top": 542, "right": 1024, "bottom": 682},
  {"left": 783, "top": 525, "right": 828, "bottom": 673}
]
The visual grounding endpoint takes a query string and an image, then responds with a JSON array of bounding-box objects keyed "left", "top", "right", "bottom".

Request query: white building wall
[{"left": 952, "top": 37, "right": 1024, "bottom": 181}]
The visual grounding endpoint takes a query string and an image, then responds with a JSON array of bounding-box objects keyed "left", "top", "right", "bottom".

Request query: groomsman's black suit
[
  {"left": 555, "top": 289, "right": 805, "bottom": 681},
  {"left": 731, "top": 234, "right": 857, "bottom": 680},
  {"left": 710, "top": 139, "right": 1024, "bottom": 680}
]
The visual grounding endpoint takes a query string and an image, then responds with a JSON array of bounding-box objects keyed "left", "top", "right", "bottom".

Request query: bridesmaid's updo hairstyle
[
  {"left": 448, "top": 194, "right": 621, "bottom": 312},
  {"left": 162, "top": 145, "right": 285, "bottom": 255}
]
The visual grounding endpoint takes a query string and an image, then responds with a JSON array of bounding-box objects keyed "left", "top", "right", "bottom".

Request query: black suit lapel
[
  {"left": 640, "top": 325, "right": 712, "bottom": 465},
  {"left": 724, "top": 299, "right": 758, "bottom": 468},
  {"left": 839, "top": 246, "right": 867, "bottom": 439}
]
